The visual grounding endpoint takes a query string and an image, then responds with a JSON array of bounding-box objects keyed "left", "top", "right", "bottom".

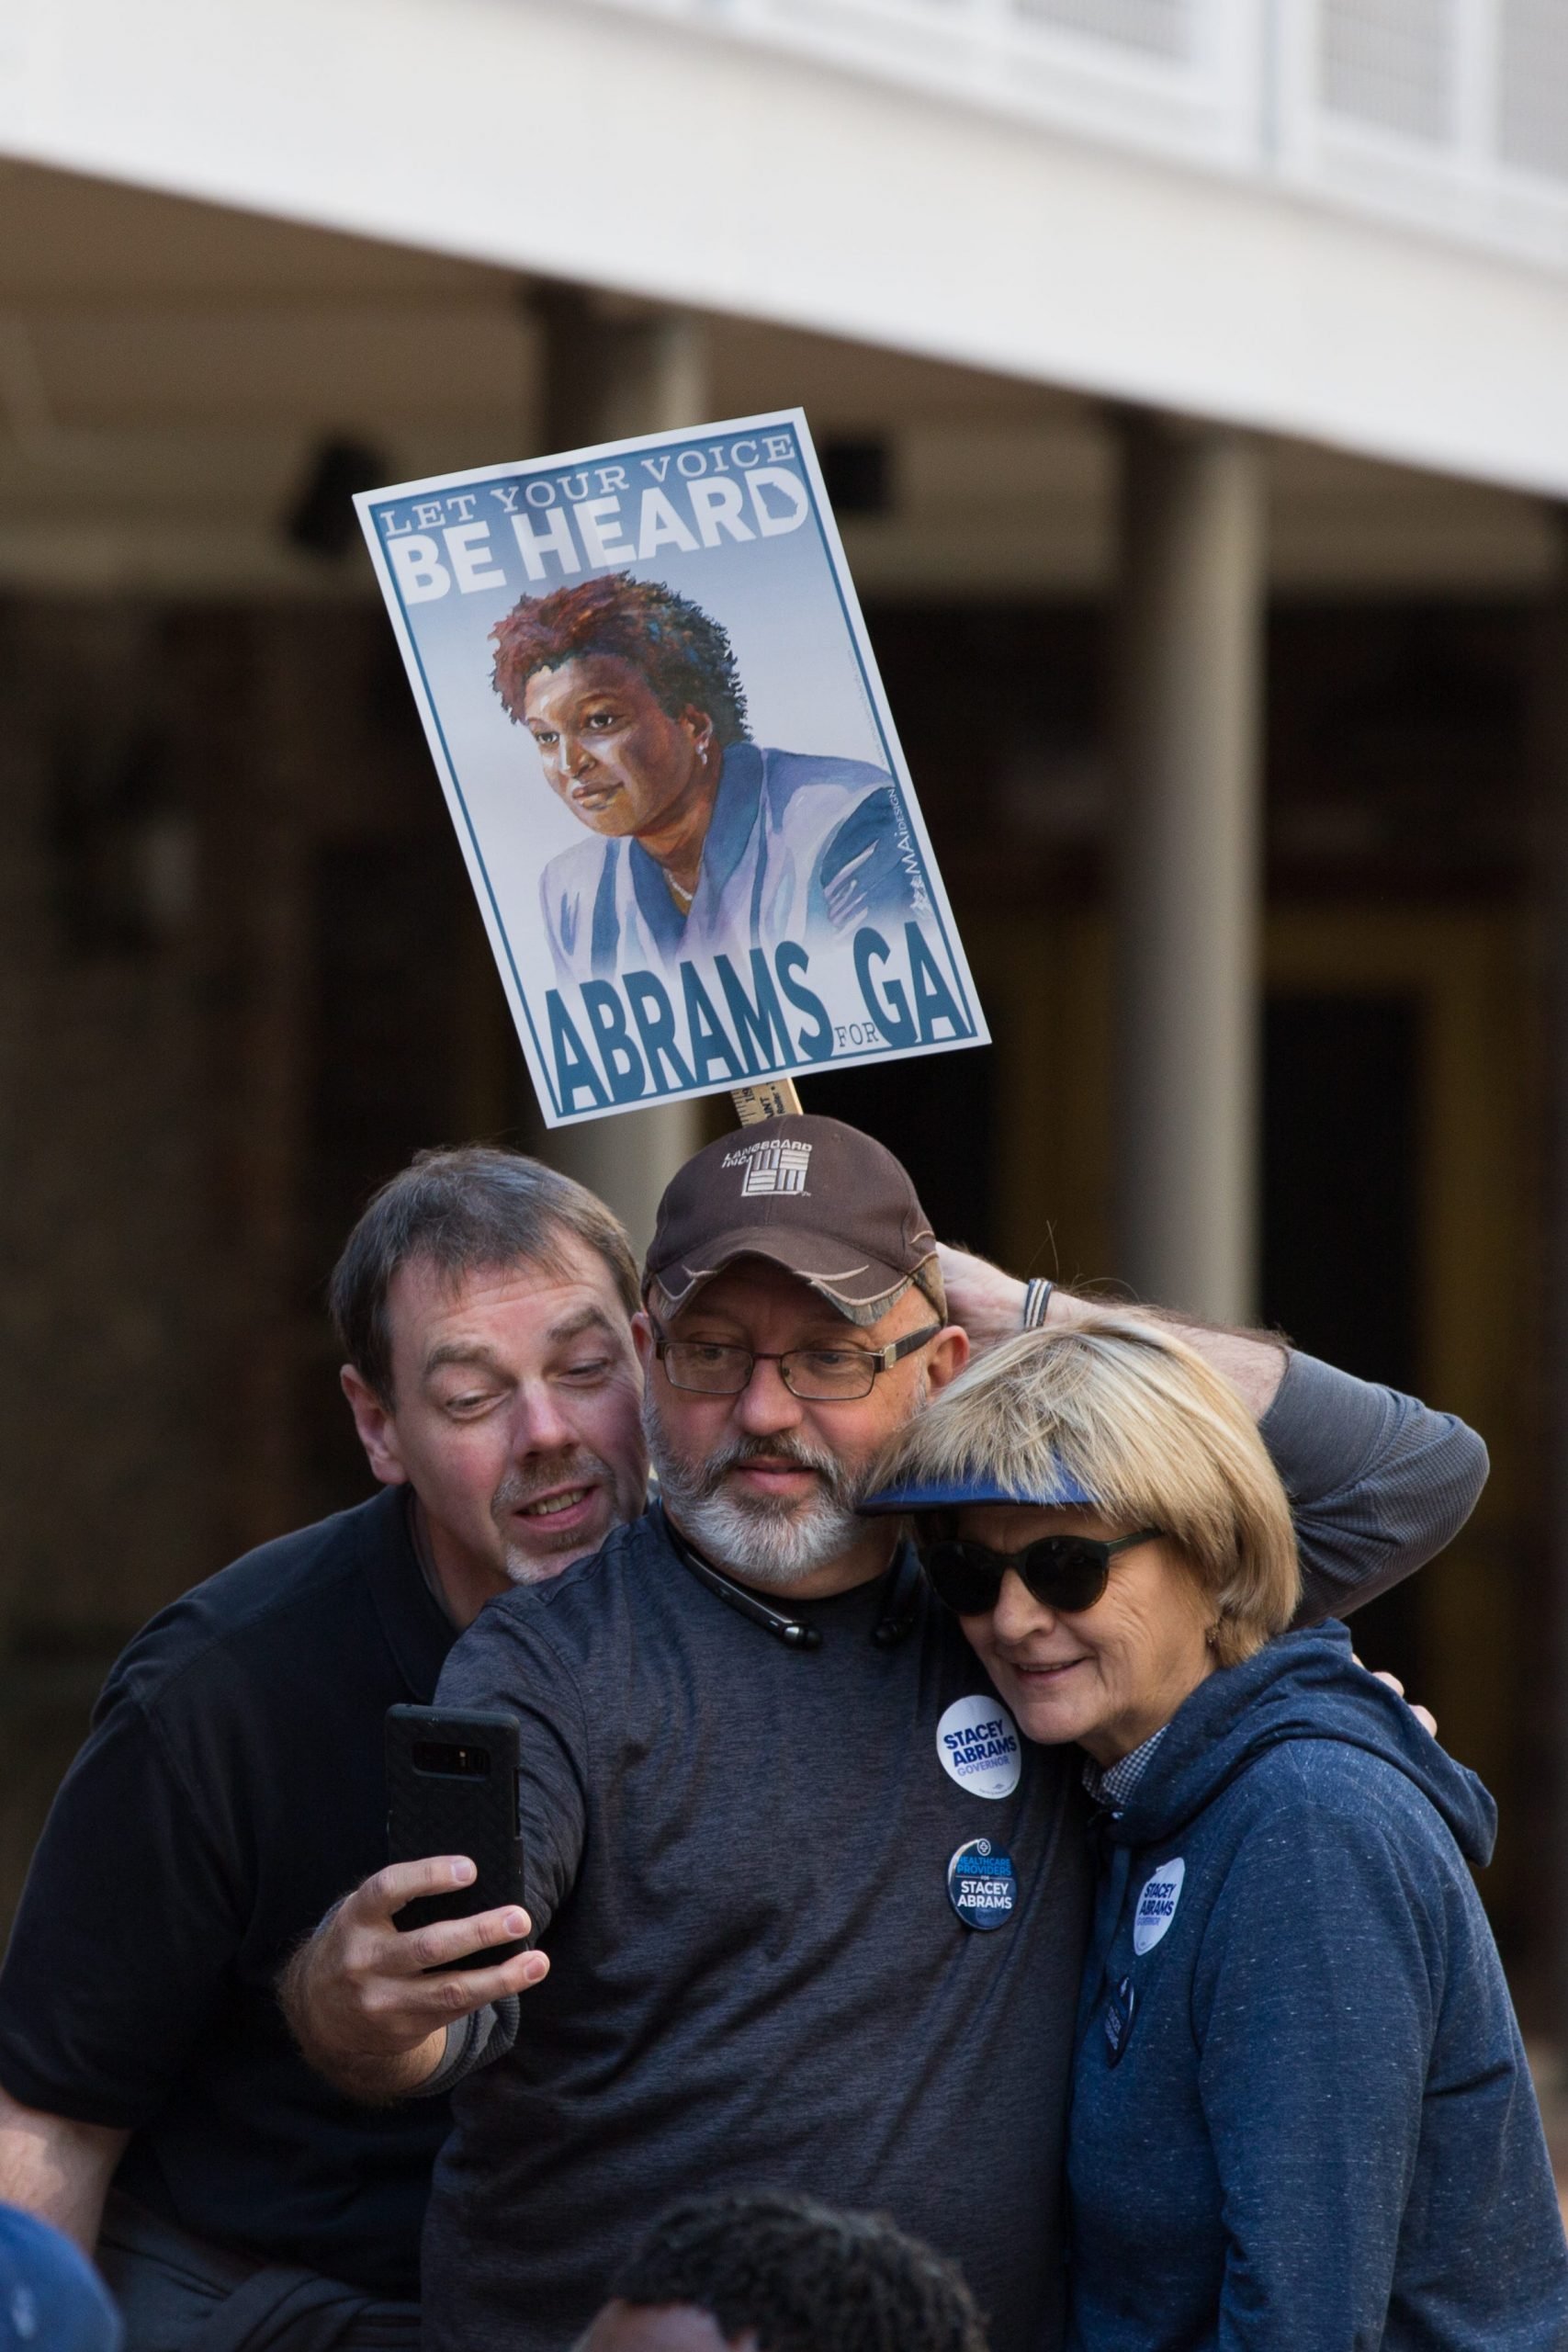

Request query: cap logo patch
[{"left": 738, "top": 1139, "right": 812, "bottom": 1197}]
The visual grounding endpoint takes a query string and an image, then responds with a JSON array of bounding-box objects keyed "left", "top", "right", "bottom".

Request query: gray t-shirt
[{"left": 422, "top": 1353, "right": 1486, "bottom": 2352}]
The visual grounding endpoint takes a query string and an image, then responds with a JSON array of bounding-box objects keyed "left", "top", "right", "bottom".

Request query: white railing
[
  {"left": 1275, "top": 0, "right": 1568, "bottom": 272},
  {"left": 595, "top": 0, "right": 1263, "bottom": 169},
  {"left": 589, "top": 0, "right": 1568, "bottom": 271}
]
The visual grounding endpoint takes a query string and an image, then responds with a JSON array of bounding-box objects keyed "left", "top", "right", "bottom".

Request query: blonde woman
[{"left": 862, "top": 1315, "right": 1568, "bottom": 2352}]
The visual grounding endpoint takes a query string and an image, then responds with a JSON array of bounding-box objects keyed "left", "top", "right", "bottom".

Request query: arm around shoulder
[
  {"left": 935, "top": 1246, "right": 1289, "bottom": 1412},
  {"left": 1262, "top": 1352, "right": 1489, "bottom": 1618}
]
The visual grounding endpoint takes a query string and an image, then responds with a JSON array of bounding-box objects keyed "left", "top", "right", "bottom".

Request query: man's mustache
[
  {"left": 687, "top": 1432, "right": 858, "bottom": 1508},
  {"left": 491, "top": 1451, "right": 611, "bottom": 1519}
]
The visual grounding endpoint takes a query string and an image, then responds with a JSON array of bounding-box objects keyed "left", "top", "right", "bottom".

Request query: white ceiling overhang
[{"left": 0, "top": 0, "right": 1566, "bottom": 499}]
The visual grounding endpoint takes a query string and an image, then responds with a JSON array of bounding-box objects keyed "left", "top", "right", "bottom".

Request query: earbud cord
[{"left": 660, "top": 1505, "right": 919, "bottom": 1653}]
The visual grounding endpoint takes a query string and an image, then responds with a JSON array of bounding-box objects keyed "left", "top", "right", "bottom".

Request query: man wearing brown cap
[{"left": 297, "top": 1115, "right": 1486, "bottom": 2352}]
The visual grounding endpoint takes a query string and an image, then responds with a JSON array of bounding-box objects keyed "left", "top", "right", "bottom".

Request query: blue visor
[{"left": 858, "top": 1470, "right": 1101, "bottom": 1516}]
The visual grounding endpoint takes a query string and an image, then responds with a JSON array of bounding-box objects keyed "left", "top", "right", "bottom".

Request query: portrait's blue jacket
[
  {"left": 539, "top": 741, "right": 921, "bottom": 984},
  {"left": 1067, "top": 1621, "right": 1568, "bottom": 2352}
]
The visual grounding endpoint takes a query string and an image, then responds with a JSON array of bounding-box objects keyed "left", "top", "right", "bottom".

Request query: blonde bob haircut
[{"left": 872, "top": 1312, "right": 1302, "bottom": 1668}]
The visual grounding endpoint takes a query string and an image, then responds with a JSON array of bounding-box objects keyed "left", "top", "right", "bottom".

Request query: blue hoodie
[{"left": 1066, "top": 1622, "right": 1568, "bottom": 2352}]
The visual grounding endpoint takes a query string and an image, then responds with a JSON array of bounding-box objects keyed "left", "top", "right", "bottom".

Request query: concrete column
[
  {"left": 1110, "top": 412, "right": 1266, "bottom": 1323},
  {"left": 528, "top": 288, "right": 709, "bottom": 1261},
  {"left": 1531, "top": 514, "right": 1568, "bottom": 2050}
]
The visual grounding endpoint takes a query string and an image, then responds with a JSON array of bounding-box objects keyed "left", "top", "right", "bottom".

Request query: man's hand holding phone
[{"left": 280, "top": 1858, "right": 548, "bottom": 2103}]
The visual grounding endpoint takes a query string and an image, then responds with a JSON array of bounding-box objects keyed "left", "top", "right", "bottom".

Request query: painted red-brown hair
[{"left": 490, "top": 572, "right": 750, "bottom": 746}]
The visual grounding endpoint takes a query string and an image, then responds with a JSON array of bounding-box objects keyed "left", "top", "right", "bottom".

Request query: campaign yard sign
[{"left": 356, "top": 409, "right": 987, "bottom": 1127}]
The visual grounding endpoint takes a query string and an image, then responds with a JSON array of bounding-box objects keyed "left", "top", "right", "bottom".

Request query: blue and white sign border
[{"left": 355, "top": 408, "right": 987, "bottom": 1128}]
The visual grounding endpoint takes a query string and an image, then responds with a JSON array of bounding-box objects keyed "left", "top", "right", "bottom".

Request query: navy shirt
[{"left": 0, "top": 1488, "right": 454, "bottom": 2297}]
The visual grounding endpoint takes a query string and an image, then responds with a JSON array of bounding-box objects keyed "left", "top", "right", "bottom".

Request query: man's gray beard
[
  {"left": 643, "top": 1392, "right": 869, "bottom": 1591},
  {"left": 491, "top": 1449, "right": 622, "bottom": 1588}
]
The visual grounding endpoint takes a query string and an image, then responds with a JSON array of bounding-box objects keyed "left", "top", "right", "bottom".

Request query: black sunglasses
[{"left": 916, "top": 1527, "right": 1163, "bottom": 1618}]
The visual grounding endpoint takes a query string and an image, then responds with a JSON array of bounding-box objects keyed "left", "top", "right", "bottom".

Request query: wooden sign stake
[{"left": 730, "top": 1079, "right": 803, "bottom": 1125}]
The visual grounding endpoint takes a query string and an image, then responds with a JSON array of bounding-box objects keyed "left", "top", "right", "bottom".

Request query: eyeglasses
[
  {"left": 917, "top": 1528, "right": 1163, "bottom": 1618},
  {"left": 653, "top": 1323, "right": 942, "bottom": 1403}
]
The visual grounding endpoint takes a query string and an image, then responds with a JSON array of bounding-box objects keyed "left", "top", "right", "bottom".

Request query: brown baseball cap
[{"left": 644, "top": 1114, "right": 942, "bottom": 1328}]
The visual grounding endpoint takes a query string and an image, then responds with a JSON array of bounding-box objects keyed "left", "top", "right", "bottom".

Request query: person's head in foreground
[
  {"left": 577, "top": 2189, "right": 988, "bottom": 2352},
  {"left": 0, "top": 2202, "right": 121, "bottom": 2352},
  {"left": 864, "top": 1311, "right": 1300, "bottom": 1758},
  {"left": 637, "top": 1115, "right": 967, "bottom": 1595},
  {"left": 865, "top": 1318, "right": 1568, "bottom": 2346}
]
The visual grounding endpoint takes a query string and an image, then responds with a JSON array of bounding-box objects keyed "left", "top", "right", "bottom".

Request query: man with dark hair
[
  {"left": 579, "top": 2189, "right": 988, "bottom": 2352},
  {"left": 0, "top": 1147, "right": 648, "bottom": 2350},
  {"left": 293, "top": 1114, "right": 1488, "bottom": 2352},
  {"left": 491, "top": 571, "right": 920, "bottom": 985}
]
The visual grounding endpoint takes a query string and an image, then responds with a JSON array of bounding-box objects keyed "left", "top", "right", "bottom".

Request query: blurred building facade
[{"left": 2, "top": 0, "right": 1568, "bottom": 2011}]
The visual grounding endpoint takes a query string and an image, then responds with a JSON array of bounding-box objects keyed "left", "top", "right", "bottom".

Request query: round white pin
[{"left": 936, "top": 1695, "right": 1022, "bottom": 1799}]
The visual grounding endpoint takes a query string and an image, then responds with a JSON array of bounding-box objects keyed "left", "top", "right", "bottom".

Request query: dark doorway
[
  {"left": 300, "top": 836, "right": 477, "bottom": 1519},
  {"left": 1262, "top": 991, "right": 1423, "bottom": 1685},
  {"left": 793, "top": 1044, "right": 998, "bottom": 1262}
]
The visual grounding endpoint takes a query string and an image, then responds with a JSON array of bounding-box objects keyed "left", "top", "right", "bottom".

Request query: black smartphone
[{"left": 384, "top": 1704, "right": 527, "bottom": 1970}]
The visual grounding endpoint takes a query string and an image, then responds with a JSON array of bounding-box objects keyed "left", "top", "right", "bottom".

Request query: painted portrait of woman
[{"left": 491, "top": 573, "right": 923, "bottom": 986}]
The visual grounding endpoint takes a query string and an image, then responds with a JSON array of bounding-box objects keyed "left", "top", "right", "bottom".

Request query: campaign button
[
  {"left": 1104, "top": 1973, "right": 1136, "bottom": 2064},
  {"left": 936, "top": 1694, "right": 1022, "bottom": 1798},
  {"left": 1133, "top": 1857, "right": 1186, "bottom": 1954},
  {"left": 946, "top": 1838, "right": 1017, "bottom": 1931}
]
